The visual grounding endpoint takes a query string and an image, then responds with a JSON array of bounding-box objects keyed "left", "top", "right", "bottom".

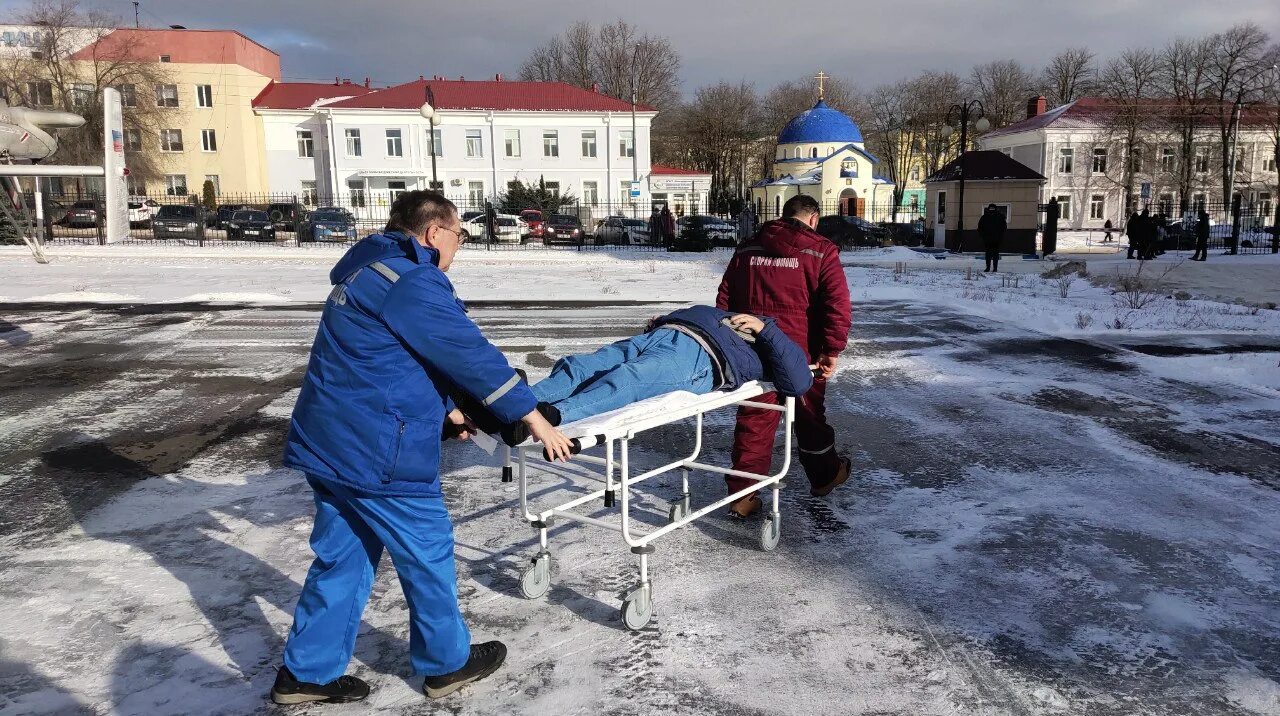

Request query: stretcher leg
[
  {"left": 667, "top": 467, "right": 692, "bottom": 523},
  {"left": 622, "top": 547, "right": 654, "bottom": 630}
]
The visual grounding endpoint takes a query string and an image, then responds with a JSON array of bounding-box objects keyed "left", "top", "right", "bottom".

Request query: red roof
[
  {"left": 70, "top": 28, "right": 280, "bottom": 80},
  {"left": 322, "top": 79, "right": 654, "bottom": 113},
  {"left": 253, "top": 81, "right": 375, "bottom": 110},
  {"left": 651, "top": 164, "right": 707, "bottom": 176},
  {"left": 986, "top": 96, "right": 1278, "bottom": 138}
]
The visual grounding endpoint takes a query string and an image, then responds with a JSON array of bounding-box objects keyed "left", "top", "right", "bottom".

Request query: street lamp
[
  {"left": 419, "top": 88, "right": 439, "bottom": 191},
  {"left": 940, "top": 100, "right": 989, "bottom": 252}
]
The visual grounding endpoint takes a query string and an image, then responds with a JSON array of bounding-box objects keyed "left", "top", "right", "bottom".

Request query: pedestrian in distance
[
  {"left": 660, "top": 205, "right": 676, "bottom": 244},
  {"left": 1125, "top": 210, "right": 1142, "bottom": 259},
  {"left": 270, "top": 190, "right": 573, "bottom": 706},
  {"left": 716, "top": 194, "right": 853, "bottom": 518},
  {"left": 649, "top": 205, "right": 661, "bottom": 243},
  {"left": 1142, "top": 210, "right": 1161, "bottom": 260},
  {"left": 1191, "top": 210, "right": 1210, "bottom": 261},
  {"left": 1102, "top": 218, "right": 1114, "bottom": 243},
  {"left": 978, "top": 203, "right": 1006, "bottom": 272}
]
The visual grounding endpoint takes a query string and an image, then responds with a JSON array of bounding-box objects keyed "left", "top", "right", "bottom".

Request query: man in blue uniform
[{"left": 270, "top": 190, "right": 572, "bottom": 704}]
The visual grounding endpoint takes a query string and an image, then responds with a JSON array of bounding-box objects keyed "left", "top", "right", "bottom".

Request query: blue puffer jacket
[
  {"left": 283, "top": 231, "right": 536, "bottom": 497},
  {"left": 654, "top": 305, "right": 813, "bottom": 397}
]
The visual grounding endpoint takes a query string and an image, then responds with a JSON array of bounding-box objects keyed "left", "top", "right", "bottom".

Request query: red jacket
[{"left": 716, "top": 218, "right": 851, "bottom": 360}]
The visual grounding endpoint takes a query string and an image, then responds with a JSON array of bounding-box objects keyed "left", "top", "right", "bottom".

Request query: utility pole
[
  {"left": 941, "top": 100, "right": 990, "bottom": 252},
  {"left": 132, "top": 2, "right": 140, "bottom": 28},
  {"left": 630, "top": 43, "right": 640, "bottom": 217}
]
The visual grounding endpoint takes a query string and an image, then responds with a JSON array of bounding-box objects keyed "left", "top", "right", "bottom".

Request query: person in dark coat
[
  {"left": 1125, "top": 210, "right": 1143, "bottom": 259},
  {"left": 648, "top": 206, "right": 661, "bottom": 243},
  {"left": 1102, "top": 218, "right": 1114, "bottom": 243},
  {"left": 1141, "top": 210, "right": 1160, "bottom": 260},
  {"left": 977, "top": 204, "right": 1007, "bottom": 272},
  {"left": 1191, "top": 211, "right": 1210, "bottom": 261},
  {"left": 660, "top": 205, "right": 676, "bottom": 243}
]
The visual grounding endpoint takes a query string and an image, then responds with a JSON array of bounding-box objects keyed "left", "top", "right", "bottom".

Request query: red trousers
[{"left": 727, "top": 377, "right": 840, "bottom": 494}]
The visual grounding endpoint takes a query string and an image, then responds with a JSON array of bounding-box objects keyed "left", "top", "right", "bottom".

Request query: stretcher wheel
[
  {"left": 759, "top": 516, "right": 781, "bottom": 552},
  {"left": 621, "top": 584, "right": 653, "bottom": 631},
  {"left": 667, "top": 496, "right": 690, "bottom": 524},
  {"left": 519, "top": 553, "right": 552, "bottom": 599}
]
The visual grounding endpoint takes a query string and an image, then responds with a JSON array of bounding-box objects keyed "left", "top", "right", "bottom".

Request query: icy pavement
[{"left": 1, "top": 301, "right": 1279, "bottom": 715}]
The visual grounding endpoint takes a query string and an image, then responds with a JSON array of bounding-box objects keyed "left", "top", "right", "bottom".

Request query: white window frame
[
  {"left": 70, "top": 83, "right": 93, "bottom": 107},
  {"left": 467, "top": 180, "right": 485, "bottom": 205},
  {"left": 155, "top": 84, "right": 178, "bottom": 108},
  {"left": 544, "top": 181, "right": 560, "bottom": 197},
  {"left": 1091, "top": 147, "right": 1107, "bottom": 174},
  {"left": 385, "top": 128, "right": 403, "bottom": 157},
  {"left": 200, "top": 128, "right": 217, "bottom": 152},
  {"left": 1194, "top": 148, "right": 1209, "bottom": 174},
  {"left": 26, "top": 80, "right": 52, "bottom": 107},
  {"left": 345, "top": 128, "right": 362, "bottom": 157},
  {"left": 195, "top": 84, "right": 213, "bottom": 108},
  {"left": 119, "top": 83, "right": 137, "bottom": 108},
  {"left": 203, "top": 174, "right": 220, "bottom": 195},
  {"left": 581, "top": 130, "right": 597, "bottom": 158},
  {"left": 1263, "top": 156, "right": 1277, "bottom": 172},
  {"left": 1057, "top": 147, "right": 1074, "bottom": 174},
  {"left": 1089, "top": 194, "right": 1105, "bottom": 220},
  {"left": 504, "top": 129, "right": 521, "bottom": 158},
  {"left": 543, "top": 130, "right": 559, "bottom": 158},
  {"left": 619, "top": 130, "right": 634, "bottom": 158},
  {"left": 387, "top": 180, "right": 407, "bottom": 204},
  {"left": 1160, "top": 147, "right": 1176, "bottom": 172},
  {"left": 297, "top": 130, "right": 314, "bottom": 158},
  {"left": 301, "top": 180, "right": 318, "bottom": 206},
  {"left": 160, "top": 128, "right": 183, "bottom": 153},
  {"left": 124, "top": 128, "right": 142, "bottom": 152},
  {"left": 164, "top": 174, "right": 187, "bottom": 196},
  {"left": 426, "top": 128, "right": 442, "bottom": 157},
  {"left": 582, "top": 180, "right": 598, "bottom": 207},
  {"left": 347, "top": 179, "right": 366, "bottom": 208},
  {"left": 465, "top": 129, "right": 483, "bottom": 158},
  {"left": 1056, "top": 194, "right": 1072, "bottom": 221}
]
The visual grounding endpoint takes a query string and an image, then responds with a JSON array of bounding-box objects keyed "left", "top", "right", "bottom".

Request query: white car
[
  {"left": 595, "top": 216, "right": 654, "bottom": 245},
  {"left": 461, "top": 213, "right": 523, "bottom": 243},
  {"left": 127, "top": 198, "right": 159, "bottom": 226}
]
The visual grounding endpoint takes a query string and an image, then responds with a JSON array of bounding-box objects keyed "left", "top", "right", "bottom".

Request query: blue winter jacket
[
  {"left": 283, "top": 231, "right": 537, "bottom": 497},
  {"left": 654, "top": 305, "right": 814, "bottom": 397}
]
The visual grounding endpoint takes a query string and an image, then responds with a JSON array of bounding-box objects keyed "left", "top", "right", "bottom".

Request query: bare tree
[
  {"left": 863, "top": 83, "right": 927, "bottom": 220},
  {"left": 0, "top": 0, "right": 173, "bottom": 189},
  {"left": 1098, "top": 48, "right": 1160, "bottom": 214},
  {"left": 1206, "top": 22, "right": 1272, "bottom": 205},
  {"left": 968, "top": 59, "right": 1037, "bottom": 129},
  {"left": 663, "top": 82, "right": 760, "bottom": 212},
  {"left": 1156, "top": 36, "right": 1215, "bottom": 209},
  {"left": 1041, "top": 47, "right": 1096, "bottom": 106},
  {"left": 906, "top": 70, "right": 964, "bottom": 177},
  {"left": 517, "top": 20, "right": 681, "bottom": 110}
]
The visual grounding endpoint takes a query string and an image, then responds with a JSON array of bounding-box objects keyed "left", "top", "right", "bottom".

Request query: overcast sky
[{"left": 5, "top": 0, "right": 1277, "bottom": 94}]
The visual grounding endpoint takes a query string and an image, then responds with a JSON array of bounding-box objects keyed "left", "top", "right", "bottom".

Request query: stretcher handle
[
  {"left": 542, "top": 434, "right": 605, "bottom": 462},
  {"left": 810, "top": 364, "right": 822, "bottom": 379}
]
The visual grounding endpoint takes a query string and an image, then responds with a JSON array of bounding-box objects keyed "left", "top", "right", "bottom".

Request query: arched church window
[{"left": 811, "top": 147, "right": 819, "bottom": 159}]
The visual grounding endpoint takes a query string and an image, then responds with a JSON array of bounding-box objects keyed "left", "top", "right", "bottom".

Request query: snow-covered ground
[{"left": 1, "top": 251, "right": 1278, "bottom": 715}]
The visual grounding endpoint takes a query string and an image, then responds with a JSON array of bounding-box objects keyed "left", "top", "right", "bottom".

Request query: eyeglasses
[{"left": 434, "top": 224, "right": 465, "bottom": 245}]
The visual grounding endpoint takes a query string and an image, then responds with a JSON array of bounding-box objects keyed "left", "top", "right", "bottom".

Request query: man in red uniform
[{"left": 716, "top": 194, "right": 852, "bottom": 517}]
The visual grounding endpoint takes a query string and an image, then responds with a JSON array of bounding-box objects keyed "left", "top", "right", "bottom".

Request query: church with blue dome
[{"left": 752, "top": 74, "right": 893, "bottom": 218}]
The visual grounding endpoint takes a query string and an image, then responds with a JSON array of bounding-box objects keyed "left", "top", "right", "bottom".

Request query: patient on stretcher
[{"left": 458, "top": 305, "right": 813, "bottom": 447}]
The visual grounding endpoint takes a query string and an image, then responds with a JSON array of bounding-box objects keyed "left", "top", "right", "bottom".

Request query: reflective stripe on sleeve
[
  {"left": 370, "top": 261, "right": 400, "bottom": 283},
  {"left": 482, "top": 373, "right": 522, "bottom": 407}
]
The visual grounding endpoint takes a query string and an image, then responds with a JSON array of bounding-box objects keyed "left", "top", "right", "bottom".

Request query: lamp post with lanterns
[
  {"left": 419, "top": 86, "right": 439, "bottom": 192},
  {"left": 939, "top": 100, "right": 989, "bottom": 252}
]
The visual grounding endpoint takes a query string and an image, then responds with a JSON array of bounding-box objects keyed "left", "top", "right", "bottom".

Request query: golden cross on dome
[{"left": 815, "top": 70, "right": 829, "bottom": 100}]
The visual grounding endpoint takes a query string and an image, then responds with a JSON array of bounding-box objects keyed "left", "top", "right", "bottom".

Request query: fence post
[
  {"left": 193, "top": 194, "right": 205, "bottom": 247},
  {"left": 95, "top": 196, "right": 106, "bottom": 245},
  {"left": 1042, "top": 197, "right": 1059, "bottom": 256},
  {"left": 1273, "top": 202, "right": 1279, "bottom": 254},
  {"left": 1229, "top": 194, "right": 1241, "bottom": 256}
]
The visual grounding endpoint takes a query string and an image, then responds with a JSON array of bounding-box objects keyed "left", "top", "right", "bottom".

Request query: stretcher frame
[{"left": 499, "top": 382, "right": 794, "bottom": 630}]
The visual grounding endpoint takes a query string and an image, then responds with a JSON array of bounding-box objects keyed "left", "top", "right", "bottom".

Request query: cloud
[{"left": 48, "top": 0, "right": 1280, "bottom": 91}]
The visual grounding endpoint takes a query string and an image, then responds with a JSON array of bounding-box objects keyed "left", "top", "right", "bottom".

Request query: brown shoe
[
  {"left": 728, "top": 494, "right": 762, "bottom": 519},
  {"left": 810, "top": 458, "right": 851, "bottom": 497}
]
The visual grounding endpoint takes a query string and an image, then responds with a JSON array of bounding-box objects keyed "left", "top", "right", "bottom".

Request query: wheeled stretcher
[{"left": 499, "top": 380, "right": 796, "bottom": 631}]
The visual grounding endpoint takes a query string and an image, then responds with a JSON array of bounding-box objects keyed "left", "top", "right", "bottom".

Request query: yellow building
[{"left": 70, "top": 28, "right": 280, "bottom": 196}]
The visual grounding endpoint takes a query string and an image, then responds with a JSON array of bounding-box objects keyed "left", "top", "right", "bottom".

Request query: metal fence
[
  {"left": 1125, "top": 199, "right": 1280, "bottom": 255},
  {"left": 8, "top": 191, "right": 927, "bottom": 251}
]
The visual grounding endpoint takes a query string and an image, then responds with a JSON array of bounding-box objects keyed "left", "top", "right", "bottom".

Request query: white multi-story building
[
  {"left": 253, "top": 76, "right": 657, "bottom": 217},
  {"left": 978, "top": 96, "right": 1278, "bottom": 228}
]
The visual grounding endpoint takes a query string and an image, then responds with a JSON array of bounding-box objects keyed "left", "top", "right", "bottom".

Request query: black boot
[
  {"left": 423, "top": 641, "right": 507, "bottom": 699},
  {"left": 500, "top": 402, "right": 561, "bottom": 447},
  {"left": 270, "top": 666, "right": 370, "bottom": 705}
]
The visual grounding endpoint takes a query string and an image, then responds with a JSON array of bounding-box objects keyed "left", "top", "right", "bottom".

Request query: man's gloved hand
[{"left": 442, "top": 408, "right": 476, "bottom": 441}]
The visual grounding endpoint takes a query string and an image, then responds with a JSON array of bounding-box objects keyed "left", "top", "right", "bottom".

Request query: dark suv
[
  {"left": 816, "top": 215, "right": 889, "bottom": 248},
  {"left": 267, "top": 202, "right": 306, "bottom": 231},
  {"left": 151, "top": 205, "right": 204, "bottom": 240},
  {"left": 224, "top": 210, "right": 277, "bottom": 241},
  {"left": 543, "top": 214, "right": 586, "bottom": 245}
]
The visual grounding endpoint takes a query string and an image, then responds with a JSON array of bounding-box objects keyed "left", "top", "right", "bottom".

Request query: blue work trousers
[
  {"left": 282, "top": 476, "right": 470, "bottom": 683},
  {"left": 532, "top": 328, "right": 715, "bottom": 424}
]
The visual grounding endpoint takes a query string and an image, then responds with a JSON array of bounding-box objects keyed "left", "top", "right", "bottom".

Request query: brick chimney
[
  {"left": 1027, "top": 95, "right": 1047, "bottom": 119},
  {"left": 494, "top": 73, "right": 503, "bottom": 81},
  {"left": 363, "top": 77, "right": 370, "bottom": 88},
  {"left": 591, "top": 82, "right": 600, "bottom": 93},
  {"left": 334, "top": 76, "right": 340, "bottom": 85}
]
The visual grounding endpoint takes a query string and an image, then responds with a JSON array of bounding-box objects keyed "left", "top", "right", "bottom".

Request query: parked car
[
  {"left": 61, "top": 200, "right": 99, "bottom": 228},
  {"left": 816, "top": 215, "right": 890, "bottom": 248},
  {"left": 519, "top": 209, "right": 546, "bottom": 241},
  {"left": 150, "top": 204, "right": 204, "bottom": 240},
  {"left": 127, "top": 198, "right": 159, "bottom": 227},
  {"left": 267, "top": 202, "right": 306, "bottom": 231},
  {"left": 882, "top": 219, "right": 926, "bottom": 246},
  {"left": 543, "top": 214, "right": 587, "bottom": 245},
  {"left": 224, "top": 210, "right": 277, "bottom": 241},
  {"left": 595, "top": 216, "right": 653, "bottom": 245},
  {"left": 461, "top": 213, "right": 523, "bottom": 243},
  {"left": 678, "top": 215, "right": 736, "bottom": 247},
  {"left": 213, "top": 204, "right": 252, "bottom": 229},
  {"left": 297, "top": 208, "right": 357, "bottom": 242}
]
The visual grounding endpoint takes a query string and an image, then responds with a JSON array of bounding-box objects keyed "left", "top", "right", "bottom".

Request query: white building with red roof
[{"left": 253, "top": 75, "right": 657, "bottom": 214}]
